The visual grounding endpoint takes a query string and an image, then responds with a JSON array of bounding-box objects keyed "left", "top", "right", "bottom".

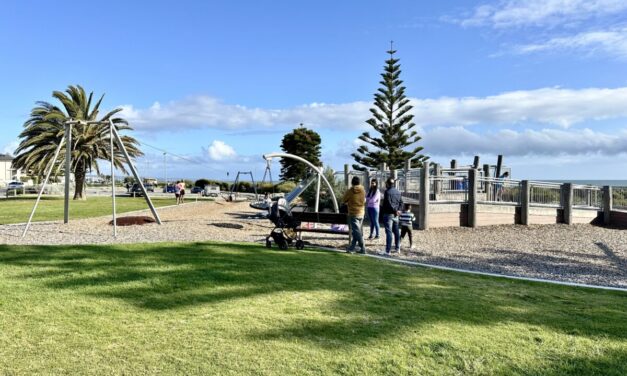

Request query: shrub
[
  {"left": 275, "top": 181, "right": 296, "bottom": 193},
  {"left": 195, "top": 178, "right": 211, "bottom": 188}
]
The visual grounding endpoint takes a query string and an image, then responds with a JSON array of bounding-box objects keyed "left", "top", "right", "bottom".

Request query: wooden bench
[{"left": 290, "top": 211, "right": 349, "bottom": 249}]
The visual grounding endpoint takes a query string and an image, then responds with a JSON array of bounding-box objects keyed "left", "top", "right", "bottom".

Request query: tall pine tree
[
  {"left": 352, "top": 45, "right": 428, "bottom": 172},
  {"left": 279, "top": 125, "right": 322, "bottom": 181}
]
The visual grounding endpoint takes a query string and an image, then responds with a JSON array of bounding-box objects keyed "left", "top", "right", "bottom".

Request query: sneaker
[
  {"left": 367, "top": 236, "right": 373, "bottom": 240},
  {"left": 374, "top": 236, "right": 380, "bottom": 240},
  {"left": 409, "top": 245, "right": 415, "bottom": 250},
  {"left": 346, "top": 247, "right": 354, "bottom": 253},
  {"left": 358, "top": 249, "right": 366, "bottom": 254},
  {"left": 394, "top": 248, "right": 401, "bottom": 253}
]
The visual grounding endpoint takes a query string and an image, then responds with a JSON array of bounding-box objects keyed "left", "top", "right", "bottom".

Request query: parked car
[
  {"left": 191, "top": 186, "right": 203, "bottom": 194},
  {"left": 163, "top": 183, "right": 176, "bottom": 193},
  {"left": 7, "top": 181, "right": 24, "bottom": 190},
  {"left": 203, "top": 185, "right": 220, "bottom": 197},
  {"left": 144, "top": 183, "right": 155, "bottom": 192},
  {"left": 129, "top": 183, "right": 147, "bottom": 196}
]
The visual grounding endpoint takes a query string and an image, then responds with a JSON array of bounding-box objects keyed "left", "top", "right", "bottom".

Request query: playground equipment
[
  {"left": 22, "top": 119, "right": 161, "bottom": 238},
  {"left": 229, "top": 171, "right": 258, "bottom": 201},
  {"left": 262, "top": 153, "right": 339, "bottom": 213}
]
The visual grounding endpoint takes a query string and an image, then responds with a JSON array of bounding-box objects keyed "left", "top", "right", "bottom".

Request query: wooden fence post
[
  {"left": 434, "top": 163, "right": 442, "bottom": 201},
  {"left": 419, "top": 161, "right": 430, "bottom": 230},
  {"left": 468, "top": 169, "right": 478, "bottom": 228},
  {"left": 520, "top": 180, "right": 530, "bottom": 225},
  {"left": 473, "top": 156, "right": 480, "bottom": 169},
  {"left": 343, "top": 164, "right": 349, "bottom": 188},
  {"left": 496, "top": 154, "right": 503, "bottom": 178},
  {"left": 562, "top": 183, "right": 573, "bottom": 225},
  {"left": 482, "top": 164, "right": 491, "bottom": 200},
  {"left": 380, "top": 163, "right": 386, "bottom": 187},
  {"left": 603, "top": 185, "right": 612, "bottom": 226},
  {"left": 404, "top": 160, "right": 410, "bottom": 195}
]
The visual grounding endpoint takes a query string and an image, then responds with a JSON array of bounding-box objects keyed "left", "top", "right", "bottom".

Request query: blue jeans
[
  {"left": 348, "top": 215, "right": 365, "bottom": 252},
  {"left": 383, "top": 214, "right": 400, "bottom": 253},
  {"left": 367, "top": 207, "right": 380, "bottom": 238}
]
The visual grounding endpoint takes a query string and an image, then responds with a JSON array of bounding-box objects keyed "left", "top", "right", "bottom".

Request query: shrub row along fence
[{"left": 341, "top": 162, "right": 626, "bottom": 229}]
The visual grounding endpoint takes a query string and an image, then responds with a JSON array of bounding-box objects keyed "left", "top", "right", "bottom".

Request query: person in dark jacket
[{"left": 381, "top": 178, "right": 403, "bottom": 255}]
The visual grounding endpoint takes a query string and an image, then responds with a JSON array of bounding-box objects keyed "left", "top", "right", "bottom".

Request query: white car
[
  {"left": 203, "top": 185, "right": 220, "bottom": 197},
  {"left": 7, "top": 181, "right": 24, "bottom": 189}
]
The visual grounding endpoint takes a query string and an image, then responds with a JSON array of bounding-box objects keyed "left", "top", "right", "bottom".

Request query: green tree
[
  {"left": 352, "top": 46, "right": 428, "bottom": 172},
  {"left": 13, "top": 85, "right": 143, "bottom": 200},
  {"left": 302, "top": 166, "right": 345, "bottom": 211},
  {"left": 279, "top": 126, "right": 322, "bottom": 181}
]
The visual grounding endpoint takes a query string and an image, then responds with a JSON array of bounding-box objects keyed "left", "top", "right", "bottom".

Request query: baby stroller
[{"left": 265, "top": 198, "right": 303, "bottom": 250}]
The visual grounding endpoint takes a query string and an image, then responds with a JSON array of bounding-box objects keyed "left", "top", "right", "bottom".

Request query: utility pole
[{"left": 163, "top": 152, "right": 167, "bottom": 186}]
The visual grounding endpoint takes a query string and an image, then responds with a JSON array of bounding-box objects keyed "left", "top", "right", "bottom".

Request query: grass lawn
[
  {"left": 0, "top": 242, "right": 625, "bottom": 375},
  {"left": 0, "top": 196, "right": 177, "bottom": 224}
]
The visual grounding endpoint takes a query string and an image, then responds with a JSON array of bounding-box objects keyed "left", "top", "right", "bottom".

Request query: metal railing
[
  {"left": 478, "top": 177, "right": 521, "bottom": 205},
  {"left": 573, "top": 185, "right": 602, "bottom": 209},
  {"left": 613, "top": 187, "right": 627, "bottom": 211},
  {"left": 429, "top": 176, "right": 468, "bottom": 203},
  {"left": 529, "top": 181, "right": 562, "bottom": 208}
]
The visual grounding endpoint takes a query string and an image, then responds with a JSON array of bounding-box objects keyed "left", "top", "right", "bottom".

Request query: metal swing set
[{"left": 21, "top": 119, "right": 162, "bottom": 238}]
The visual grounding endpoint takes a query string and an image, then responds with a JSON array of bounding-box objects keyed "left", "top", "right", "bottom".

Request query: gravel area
[{"left": 2, "top": 200, "right": 626, "bottom": 288}]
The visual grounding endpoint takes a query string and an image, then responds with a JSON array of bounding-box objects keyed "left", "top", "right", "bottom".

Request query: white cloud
[
  {"left": 412, "top": 87, "right": 627, "bottom": 128},
  {"left": 206, "top": 140, "right": 237, "bottom": 161},
  {"left": 460, "top": 0, "right": 627, "bottom": 28},
  {"left": 1, "top": 140, "right": 19, "bottom": 156},
  {"left": 120, "top": 96, "right": 369, "bottom": 132},
  {"left": 120, "top": 87, "right": 627, "bottom": 132},
  {"left": 510, "top": 26, "right": 627, "bottom": 59},
  {"left": 423, "top": 126, "right": 627, "bottom": 156}
]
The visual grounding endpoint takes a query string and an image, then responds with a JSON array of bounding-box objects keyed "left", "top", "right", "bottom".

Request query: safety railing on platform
[
  {"left": 572, "top": 185, "right": 602, "bottom": 209},
  {"left": 429, "top": 176, "right": 468, "bottom": 203},
  {"left": 478, "top": 177, "right": 521, "bottom": 205},
  {"left": 613, "top": 187, "right": 627, "bottom": 211},
  {"left": 529, "top": 181, "right": 562, "bottom": 208}
]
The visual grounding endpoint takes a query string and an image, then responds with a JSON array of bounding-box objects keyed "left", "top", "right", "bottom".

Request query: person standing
[
  {"left": 174, "top": 181, "right": 181, "bottom": 205},
  {"left": 399, "top": 204, "right": 415, "bottom": 250},
  {"left": 366, "top": 179, "right": 381, "bottom": 240},
  {"left": 381, "top": 177, "right": 403, "bottom": 255},
  {"left": 179, "top": 181, "right": 186, "bottom": 204},
  {"left": 341, "top": 176, "right": 366, "bottom": 254}
]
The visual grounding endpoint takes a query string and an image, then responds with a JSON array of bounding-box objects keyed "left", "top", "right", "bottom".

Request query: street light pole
[{"left": 163, "top": 152, "right": 167, "bottom": 187}]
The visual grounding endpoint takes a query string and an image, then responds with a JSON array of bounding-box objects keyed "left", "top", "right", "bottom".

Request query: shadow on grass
[{"left": 1, "top": 241, "right": 626, "bottom": 365}]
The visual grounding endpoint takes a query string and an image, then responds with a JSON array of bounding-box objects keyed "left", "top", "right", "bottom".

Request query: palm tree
[{"left": 13, "top": 85, "right": 143, "bottom": 200}]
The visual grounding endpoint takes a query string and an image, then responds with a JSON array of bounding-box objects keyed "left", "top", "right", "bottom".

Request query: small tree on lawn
[
  {"left": 279, "top": 125, "right": 322, "bottom": 182},
  {"left": 352, "top": 45, "right": 428, "bottom": 172}
]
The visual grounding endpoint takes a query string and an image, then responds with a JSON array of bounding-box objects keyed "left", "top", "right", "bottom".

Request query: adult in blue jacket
[{"left": 381, "top": 178, "right": 403, "bottom": 255}]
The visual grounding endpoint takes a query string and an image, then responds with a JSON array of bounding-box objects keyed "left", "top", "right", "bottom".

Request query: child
[{"left": 399, "top": 204, "right": 415, "bottom": 250}]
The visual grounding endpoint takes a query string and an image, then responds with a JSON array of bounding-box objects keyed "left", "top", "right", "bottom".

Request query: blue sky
[{"left": 2, "top": 0, "right": 627, "bottom": 180}]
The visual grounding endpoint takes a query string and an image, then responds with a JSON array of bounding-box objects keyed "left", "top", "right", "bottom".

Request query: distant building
[{"left": 0, "top": 153, "right": 21, "bottom": 184}]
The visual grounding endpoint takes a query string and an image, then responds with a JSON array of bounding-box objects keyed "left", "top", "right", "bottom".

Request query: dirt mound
[{"left": 109, "top": 216, "right": 156, "bottom": 226}]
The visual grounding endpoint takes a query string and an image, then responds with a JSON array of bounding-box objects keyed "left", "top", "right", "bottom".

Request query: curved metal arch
[{"left": 263, "top": 152, "right": 339, "bottom": 213}]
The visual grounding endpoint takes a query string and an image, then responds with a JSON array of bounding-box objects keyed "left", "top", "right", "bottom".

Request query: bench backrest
[{"left": 292, "top": 211, "right": 347, "bottom": 224}]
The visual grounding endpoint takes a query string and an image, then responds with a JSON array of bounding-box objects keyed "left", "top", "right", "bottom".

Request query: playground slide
[
  {"left": 284, "top": 174, "right": 317, "bottom": 204},
  {"left": 250, "top": 174, "right": 318, "bottom": 210}
]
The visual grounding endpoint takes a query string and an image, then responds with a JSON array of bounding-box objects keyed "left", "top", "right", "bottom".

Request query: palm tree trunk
[{"left": 73, "top": 160, "right": 87, "bottom": 200}]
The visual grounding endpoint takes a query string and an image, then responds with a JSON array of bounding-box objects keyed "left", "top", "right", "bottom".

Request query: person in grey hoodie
[
  {"left": 341, "top": 176, "right": 366, "bottom": 254},
  {"left": 381, "top": 178, "right": 403, "bottom": 255}
]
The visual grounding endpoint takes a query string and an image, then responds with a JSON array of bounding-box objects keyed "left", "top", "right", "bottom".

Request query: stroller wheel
[
  {"left": 296, "top": 240, "right": 304, "bottom": 250},
  {"left": 265, "top": 239, "right": 272, "bottom": 248},
  {"left": 279, "top": 242, "right": 289, "bottom": 250}
]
